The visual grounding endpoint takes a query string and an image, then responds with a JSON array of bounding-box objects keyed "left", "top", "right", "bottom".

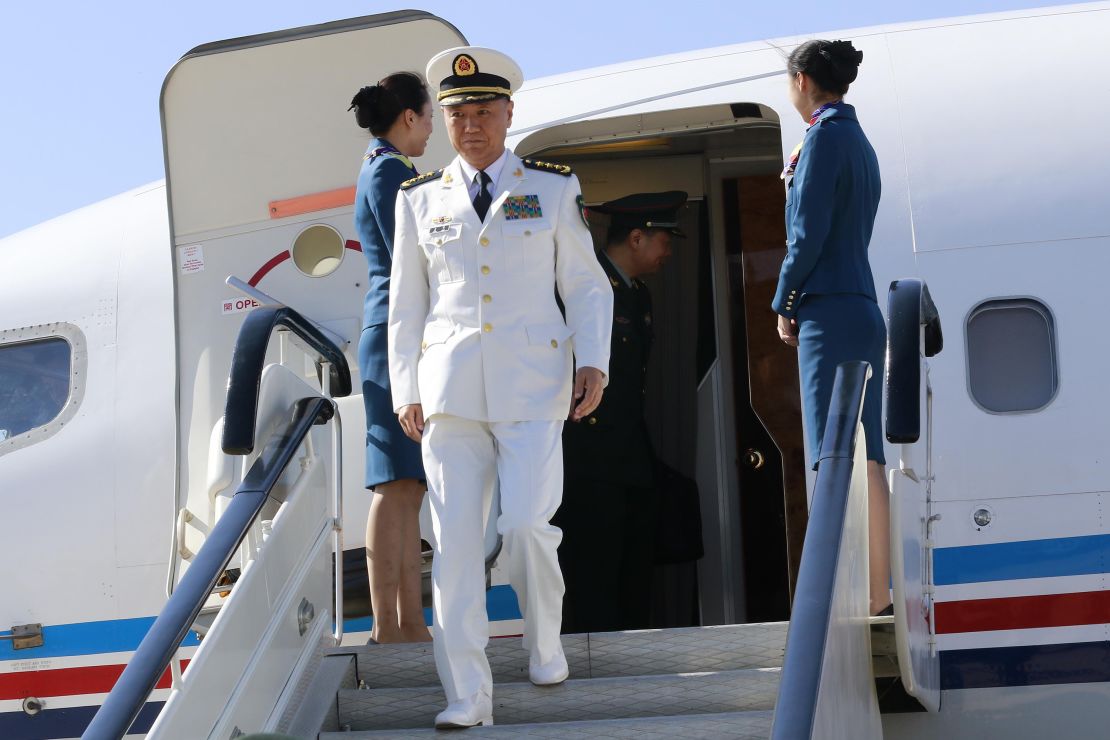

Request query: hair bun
[
  {"left": 349, "top": 85, "right": 385, "bottom": 129},
  {"left": 824, "top": 40, "right": 863, "bottom": 67},
  {"left": 819, "top": 40, "right": 862, "bottom": 86},
  {"left": 349, "top": 84, "right": 382, "bottom": 111}
]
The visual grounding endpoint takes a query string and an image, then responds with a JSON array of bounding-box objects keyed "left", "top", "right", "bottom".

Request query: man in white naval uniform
[{"left": 387, "top": 46, "right": 613, "bottom": 728}]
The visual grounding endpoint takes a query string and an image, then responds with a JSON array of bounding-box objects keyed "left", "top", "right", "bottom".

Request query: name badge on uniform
[{"left": 502, "top": 194, "right": 542, "bottom": 220}]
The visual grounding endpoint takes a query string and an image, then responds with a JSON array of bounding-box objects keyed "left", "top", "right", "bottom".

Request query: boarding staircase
[
  {"left": 295, "top": 623, "right": 786, "bottom": 738},
  {"left": 83, "top": 280, "right": 941, "bottom": 739}
]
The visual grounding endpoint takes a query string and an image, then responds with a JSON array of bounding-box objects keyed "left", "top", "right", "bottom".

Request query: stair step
[
  {"left": 337, "top": 622, "right": 787, "bottom": 689},
  {"left": 335, "top": 667, "right": 780, "bottom": 731},
  {"left": 322, "top": 709, "right": 774, "bottom": 738}
]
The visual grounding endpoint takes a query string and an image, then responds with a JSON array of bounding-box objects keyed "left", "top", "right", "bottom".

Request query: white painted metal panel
[
  {"left": 889, "top": 349, "right": 940, "bottom": 712},
  {"left": 890, "top": 471, "right": 940, "bottom": 712},
  {"left": 162, "top": 13, "right": 467, "bottom": 593},
  {"left": 162, "top": 13, "right": 465, "bottom": 238},
  {"left": 887, "top": 6, "right": 1110, "bottom": 253},
  {"left": 884, "top": 681, "right": 1110, "bottom": 740},
  {"left": 918, "top": 239, "right": 1110, "bottom": 503},
  {"left": 0, "top": 185, "right": 176, "bottom": 631},
  {"left": 150, "top": 367, "right": 336, "bottom": 738}
]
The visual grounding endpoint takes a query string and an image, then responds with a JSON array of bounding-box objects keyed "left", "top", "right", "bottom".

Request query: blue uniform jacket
[
  {"left": 772, "top": 103, "right": 881, "bottom": 318},
  {"left": 354, "top": 138, "right": 417, "bottom": 328}
]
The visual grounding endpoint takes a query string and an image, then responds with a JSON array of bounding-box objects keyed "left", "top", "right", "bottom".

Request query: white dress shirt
[{"left": 460, "top": 148, "right": 510, "bottom": 201}]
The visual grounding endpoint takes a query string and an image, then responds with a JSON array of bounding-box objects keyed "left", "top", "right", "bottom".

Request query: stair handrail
[
  {"left": 885, "top": 279, "right": 942, "bottom": 444},
  {"left": 770, "top": 360, "right": 873, "bottom": 740},
  {"left": 85, "top": 302, "right": 351, "bottom": 739},
  {"left": 82, "top": 396, "right": 334, "bottom": 740},
  {"left": 223, "top": 303, "right": 352, "bottom": 455}
]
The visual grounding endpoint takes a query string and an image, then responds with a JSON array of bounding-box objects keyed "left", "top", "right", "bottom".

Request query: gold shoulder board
[
  {"left": 522, "top": 159, "right": 573, "bottom": 176},
  {"left": 400, "top": 169, "right": 445, "bottom": 190}
]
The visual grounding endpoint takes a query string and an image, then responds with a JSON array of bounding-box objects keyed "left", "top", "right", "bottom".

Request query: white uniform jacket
[{"left": 388, "top": 151, "right": 613, "bottom": 422}]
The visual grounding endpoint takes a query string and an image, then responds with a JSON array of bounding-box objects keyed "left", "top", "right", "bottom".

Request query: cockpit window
[{"left": 0, "top": 337, "right": 72, "bottom": 441}]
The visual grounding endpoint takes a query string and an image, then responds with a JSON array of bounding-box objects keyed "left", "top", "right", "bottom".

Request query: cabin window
[
  {"left": 292, "top": 224, "right": 344, "bottom": 278},
  {"left": 0, "top": 337, "right": 72, "bottom": 441},
  {"left": 966, "top": 298, "right": 1058, "bottom": 413}
]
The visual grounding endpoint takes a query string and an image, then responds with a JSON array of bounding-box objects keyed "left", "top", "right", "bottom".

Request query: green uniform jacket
[{"left": 563, "top": 252, "right": 655, "bottom": 487}]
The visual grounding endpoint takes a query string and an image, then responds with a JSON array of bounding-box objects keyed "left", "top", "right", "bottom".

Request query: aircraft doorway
[{"left": 516, "top": 102, "right": 804, "bottom": 626}]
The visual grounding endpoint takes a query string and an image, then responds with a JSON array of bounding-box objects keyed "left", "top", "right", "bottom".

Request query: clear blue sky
[{"left": 0, "top": 0, "right": 1067, "bottom": 238}]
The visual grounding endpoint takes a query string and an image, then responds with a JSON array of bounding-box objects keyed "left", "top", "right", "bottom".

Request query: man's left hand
[{"left": 570, "top": 366, "right": 605, "bottom": 421}]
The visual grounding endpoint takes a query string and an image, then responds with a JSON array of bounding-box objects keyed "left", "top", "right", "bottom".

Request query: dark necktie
[{"left": 472, "top": 170, "right": 493, "bottom": 221}]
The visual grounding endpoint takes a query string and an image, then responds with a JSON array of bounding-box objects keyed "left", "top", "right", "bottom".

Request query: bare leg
[
  {"left": 867, "top": 461, "right": 892, "bottom": 615},
  {"left": 367, "top": 478, "right": 423, "bottom": 643},
  {"left": 397, "top": 481, "right": 432, "bottom": 642}
]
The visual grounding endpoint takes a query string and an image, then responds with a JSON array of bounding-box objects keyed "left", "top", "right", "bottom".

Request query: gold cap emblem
[{"left": 453, "top": 54, "right": 477, "bottom": 76}]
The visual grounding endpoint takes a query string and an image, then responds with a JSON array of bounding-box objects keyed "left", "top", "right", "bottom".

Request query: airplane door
[
  {"left": 721, "top": 174, "right": 808, "bottom": 617},
  {"left": 160, "top": 12, "right": 466, "bottom": 592}
]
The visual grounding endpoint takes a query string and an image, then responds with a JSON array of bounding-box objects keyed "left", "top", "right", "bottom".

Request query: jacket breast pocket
[
  {"left": 503, "top": 220, "right": 552, "bottom": 273},
  {"left": 421, "top": 224, "right": 466, "bottom": 284}
]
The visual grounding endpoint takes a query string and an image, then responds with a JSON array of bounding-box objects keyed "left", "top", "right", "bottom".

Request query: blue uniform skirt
[
  {"left": 796, "top": 293, "right": 887, "bottom": 469},
  {"left": 358, "top": 324, "right": 425, "bottom": 489}
]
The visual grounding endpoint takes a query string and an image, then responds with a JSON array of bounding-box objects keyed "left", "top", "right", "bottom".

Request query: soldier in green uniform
[{"left": 556, "top": 191, "right": 687, "bottom": 634}]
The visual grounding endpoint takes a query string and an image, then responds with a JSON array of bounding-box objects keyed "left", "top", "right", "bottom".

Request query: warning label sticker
[
  {"left": 177, "top": 244, "right": 205, "bottom": 274},
  {"left": 221, "top": 296, "right": 262, "bottom": 315}
]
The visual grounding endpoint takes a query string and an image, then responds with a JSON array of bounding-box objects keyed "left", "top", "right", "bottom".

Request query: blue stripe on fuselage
[
  {"left": 0, "top": 617, "right": 200, "bottom": 661},
  {"left": 0, "top": 700, "right": 163, "bottom": 740},
  {"left": 933, "top": 534, "right": 1110, "bottom": 585},
  {"left": 941, "top": 641, "right": 1110, "bottom": 689},
  {"left": 0, "top": 587, "right": 523, "bottom": 660}
]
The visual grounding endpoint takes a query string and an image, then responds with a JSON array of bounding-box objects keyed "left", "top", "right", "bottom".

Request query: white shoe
[
  {"left": 434, "top": 690, "right": 493, "bottom": 729},
  {"left": 529, "top": 650, "right": 569, "bottom": 686}
]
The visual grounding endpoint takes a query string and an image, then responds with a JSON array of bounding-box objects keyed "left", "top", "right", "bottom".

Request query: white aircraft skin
[{"left": 2, "top": 3, "right": 1109, "bottom": 737}]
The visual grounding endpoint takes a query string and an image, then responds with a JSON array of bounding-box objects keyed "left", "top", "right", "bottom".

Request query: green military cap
[{"left": 591, "top": 191, "right": 688, "bottom": 237}]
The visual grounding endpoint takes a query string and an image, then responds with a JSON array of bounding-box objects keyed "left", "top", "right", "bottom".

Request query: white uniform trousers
[{"left": 422, "top": 414, "right": 565, "bottom": 702}]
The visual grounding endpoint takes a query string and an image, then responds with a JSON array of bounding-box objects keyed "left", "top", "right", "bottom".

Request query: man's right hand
[{"left": 398, "top": 404, "right": 425, "bottom": 442}]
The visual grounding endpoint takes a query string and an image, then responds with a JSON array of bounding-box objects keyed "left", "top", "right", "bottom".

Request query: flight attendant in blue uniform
[
  {"left": 773, "top": 40, "right": 892, "bottom": 616},
  {"left": 349, "top": 72, "right": 434, "bottom": 642}
]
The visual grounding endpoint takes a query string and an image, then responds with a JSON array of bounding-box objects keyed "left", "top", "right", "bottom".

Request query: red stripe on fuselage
[
  {"left": 245, "top": 241, "right": 362, "bottom": 287},
  {"left": 936, "top": 591, "right": 1110, "bottom": 634},
  {"left": 0, "top": 660, "right": 189, "bottom": 700},
  {"left": 247, "top": 251, "right": 291, "bottom": 286}
]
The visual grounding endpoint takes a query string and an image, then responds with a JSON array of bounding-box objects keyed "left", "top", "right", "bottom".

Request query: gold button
[
  {"left": 550, "top": 339, "right": 558, "bottom": 348},
  {"left": 480, "top": 237, "right": 490, "bottom": 246},
  {"left": 524, "top": 230, "right": 532, "bottom": 236},
  {"left": 436, "top": 239, "right": 443, "bottom": 245},
  {"left": 482, "top": 294, "right": 492, "bottom": 303},
  {"left": 483, "top": 323, "right": 492, "bottom": 332},
  {"left": 481, "top": 265, "right": 491, "bottom": 275},
  {"left": 421, "top": 341, "right": 428, "bottom": 350},
  {"left": 622, "top": 336, "right": 628, "bottom": 343},
  {"left": 587, "top": 417, "right": 598, "bottom": 425}
]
